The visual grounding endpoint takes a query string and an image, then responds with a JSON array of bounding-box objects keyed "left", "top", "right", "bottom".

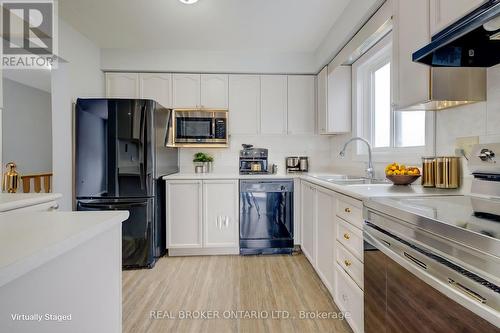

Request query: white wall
[
  {"left": 52, "top": 19, "right": 105, "bottom": 210},
  {"left": 179, "top": 134, "right": 333, "bottom": 174},
  {"left": 101, "top": 49, "right": 317, "bottom": 74},
  {"left": 2, "top": 79, "right": 52, "bottom": 174}
]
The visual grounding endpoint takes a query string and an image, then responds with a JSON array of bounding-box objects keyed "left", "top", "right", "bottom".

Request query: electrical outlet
[{"left": 455, "top": 136, "right": 479, "bottom": 158}]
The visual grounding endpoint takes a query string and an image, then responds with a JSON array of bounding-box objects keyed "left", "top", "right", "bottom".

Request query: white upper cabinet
[
  {"left": 203, "top": 180, "right": 239, "bottom": 248},
  {"left": 105, "top": 73, "right": 139, "bottom": 98},
  {"left": 317, "top": 66, "right": 328, "bottom": 134},
  {"left": 326, "top": 65, "right": 351, "bottom": 133},
  {"left": 287, "top": 75, "right": 316, "bottom": 135},
  {"left": 172, "top": 73, "right": 201, "bottom": 108},
  {"left": 200, "top": 74, "right": 228, "bottom": 109},
  {"left": 430, "top": 0, "right": 487, "bottom": 36},
  {"left": 228, "top": 75, "right": 260, "bottom": 135},
  {"left": 393, "top": 0, "right": 431, "bottom": 109},
  {"left": 139, "top": 73, "right": 172, "bottom": 108},
  {"left": 260, "top": 75, "right": 288, "bottom": 135}
]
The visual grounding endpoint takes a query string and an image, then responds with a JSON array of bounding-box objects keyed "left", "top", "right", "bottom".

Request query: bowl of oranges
[{"left": 385, "top": 163, "right": 421, "bottom": 185}]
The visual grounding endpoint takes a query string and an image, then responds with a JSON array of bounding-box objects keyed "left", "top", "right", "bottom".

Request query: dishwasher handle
[{"left": 240, "top": 180, "right": 294, "bottom": 193}]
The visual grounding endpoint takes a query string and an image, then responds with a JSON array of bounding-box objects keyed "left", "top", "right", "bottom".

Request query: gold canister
[
  {"left": 3, "top": 162, "right": 20, "bottom": 193},
  {"left": 421, "top": 157, "right": 436, "bottom": 187},
  {"left": 435, "top": 156, "right": 460, "bottom": 189}
]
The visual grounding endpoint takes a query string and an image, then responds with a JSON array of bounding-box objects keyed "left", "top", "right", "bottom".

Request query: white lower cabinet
[
  {"left": 300, "top": 181, "right": 336, "bottom": 293},
  {"left": 300, "top": 182, "right": 364, "bottom": 333},
  {"left": 166, "top": 180, "right": 203, "bottom": 249},
  {"left": 336, "top": 241, "right": 363, "bottom": 289},
  {"left": 315, "top": 187, "right": 336, "bottom": 293},
  {"left": 165, "top": 179, "right": 239, "bottom": 254},
  {"left": 335, "top": 264, "right": 364, "bottom": 333},
  {"left": 300, "top": 181, "right": 316, "bottom": 264},
  {"left": 203, "top": 180, "right": 238, "bottom": 248},
  {"left": 334, "top": 193, "right": 364, "bottom": 333}
]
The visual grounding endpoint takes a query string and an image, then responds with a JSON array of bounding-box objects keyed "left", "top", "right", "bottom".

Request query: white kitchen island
[{"left": 0, "top": 210, "right": 128, "bottom": 333}]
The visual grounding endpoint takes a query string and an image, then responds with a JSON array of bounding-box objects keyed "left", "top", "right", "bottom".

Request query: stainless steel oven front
[
  {"left": 169, "top": 109, "right": 228, "bottom": 147},
  {"left": 363, "top": 209, "right": 500, "bottom": 332}
]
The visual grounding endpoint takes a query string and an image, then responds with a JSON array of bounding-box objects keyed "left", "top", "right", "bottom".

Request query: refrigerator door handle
[{"left": 139, "top": 105, "right": 146, "bottom": 191}]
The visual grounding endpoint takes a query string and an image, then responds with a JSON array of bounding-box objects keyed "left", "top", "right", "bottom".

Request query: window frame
[{"left": 351, "top": 33, "right": 435, "bottom": 164}]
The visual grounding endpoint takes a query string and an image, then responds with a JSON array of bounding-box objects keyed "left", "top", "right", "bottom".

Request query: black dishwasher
[{"left": 239, "top": 180, "right": 294, "bottom": 255}]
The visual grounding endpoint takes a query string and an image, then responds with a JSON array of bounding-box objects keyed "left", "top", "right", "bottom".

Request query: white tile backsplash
[
  {"left": 435, "top": 101, "right": 487, "bottom": 155},
  {"left": 178, "top": 134, "right": 334, "bottom": 173}
]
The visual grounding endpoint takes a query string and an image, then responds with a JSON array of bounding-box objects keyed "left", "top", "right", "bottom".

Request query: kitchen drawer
[
  {"left": 336, "top": 217, "right": 363, "bottom": 262},
  {"left": 334, "top": 264, "right": 364, "bottom": 333},
  {"left": 336, "top": 196, "right": 362, "bottom": 229},
  {"left": 336, "top": 241, "right": 363, "bottom": 290}
]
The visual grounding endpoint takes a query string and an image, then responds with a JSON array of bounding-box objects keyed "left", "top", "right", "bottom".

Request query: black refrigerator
[{"left": 74, "top": 98, "right": 178, "bottom": 269}]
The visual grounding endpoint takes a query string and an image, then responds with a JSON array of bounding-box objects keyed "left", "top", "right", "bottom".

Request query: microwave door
[{"left": 175, "top": 117, "right": 213, "bottom": 142}]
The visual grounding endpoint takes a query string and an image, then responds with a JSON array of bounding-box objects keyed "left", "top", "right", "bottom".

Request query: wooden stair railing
[{"left": 21, "top": 173, "right": 53, "bottom": 193}]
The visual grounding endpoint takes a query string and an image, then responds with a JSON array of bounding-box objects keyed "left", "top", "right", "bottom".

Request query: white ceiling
[{"left": 59, "top": 0, "right": 351, "bottom": 53}]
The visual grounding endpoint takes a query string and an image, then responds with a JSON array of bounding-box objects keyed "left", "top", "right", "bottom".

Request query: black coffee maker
[{"left": 239, "top": 144, "right": 269, "bottom": 174}]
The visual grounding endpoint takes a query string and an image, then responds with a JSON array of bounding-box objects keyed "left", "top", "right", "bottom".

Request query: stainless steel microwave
[{"left": 166, "top": 109, "right": 228, "bottom": 147}]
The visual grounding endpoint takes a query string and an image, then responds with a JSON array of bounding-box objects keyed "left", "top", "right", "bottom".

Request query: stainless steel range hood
[
  {"left": 403, "top": 1, "right": 499, "bottom": 111},
  {"left": 402, "top": 67, "right": 487, "bottom": 111},
  {"left": 413, "top": 1, "right": 500, "bottom": 67}
]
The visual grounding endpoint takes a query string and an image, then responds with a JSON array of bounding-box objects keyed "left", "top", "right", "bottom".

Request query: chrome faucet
[{"left": 339, "top": 137, "right": 374, "bottom": 179}]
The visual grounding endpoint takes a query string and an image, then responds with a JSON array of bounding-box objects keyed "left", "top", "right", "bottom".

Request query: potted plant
[{"left": 193, "top": 152, "right": 214, "bottom": 173}]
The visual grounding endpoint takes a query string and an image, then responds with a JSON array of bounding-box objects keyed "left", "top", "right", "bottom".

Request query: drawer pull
[
  {"left": 344, "top": 207, "right": 351, "bottom": 213},
  {"left": 343, "top": 233, "right": 350, "bottom": 240},
  {"left": 344, "top": 259, "right": 352, "bottom": 267},
  {"left": 448, "top": 278, "right": 487, "bottom": 304}
]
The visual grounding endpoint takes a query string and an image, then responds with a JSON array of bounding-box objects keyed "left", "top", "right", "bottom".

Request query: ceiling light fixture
[{"left": 179, "top": 0, "right": 199, "bottom": 4}]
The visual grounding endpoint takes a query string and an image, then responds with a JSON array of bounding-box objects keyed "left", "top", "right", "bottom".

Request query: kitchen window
[{"left": 353, "top": 33, "right": 433, "bottom": 162}]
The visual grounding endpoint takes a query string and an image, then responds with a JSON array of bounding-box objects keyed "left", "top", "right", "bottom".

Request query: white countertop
[
  {"left": 163, "top": 172, "right": 301, "bottom": 180},
  {"left": 0, "top": 193, "right": 62, "bottom": 212},
  {"left": 0, "top": 210, "right": 129, "bottom": 287},
  {"left": 300, "top": 175, "right": 465, "bottom": 200},
  {"left": 163, "top": 172, "right": 465, "bottom": 200}
]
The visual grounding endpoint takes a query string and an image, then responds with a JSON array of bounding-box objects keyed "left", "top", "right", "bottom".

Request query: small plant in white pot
[{"left": 193, "top": 152, "right": 214, "bottom": 173}]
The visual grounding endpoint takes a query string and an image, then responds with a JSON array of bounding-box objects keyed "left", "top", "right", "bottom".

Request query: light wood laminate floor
[{"left": 123, "top": 254, "right": 353, "bottom": 333}]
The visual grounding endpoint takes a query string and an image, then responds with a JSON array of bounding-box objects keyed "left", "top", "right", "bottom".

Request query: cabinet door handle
[
  {"left": 217, "top": 216, "right": 221, "bottom": 229},
  {"left": 344, "top": 207, "right": 351, "bottom": 213},
  {"left": 343, "top": 233, "right": 350, "bottom": 240},
  {"left": 224, "top": 216, "right": 229, "bottom": 228},
  {"left": 344, "top": 259, "right": 352, "bottom": 267}
]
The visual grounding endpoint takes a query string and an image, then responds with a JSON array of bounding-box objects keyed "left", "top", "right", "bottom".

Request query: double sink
[{"left": 310, "top": 174, "right": 390, "bottom": 186}]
